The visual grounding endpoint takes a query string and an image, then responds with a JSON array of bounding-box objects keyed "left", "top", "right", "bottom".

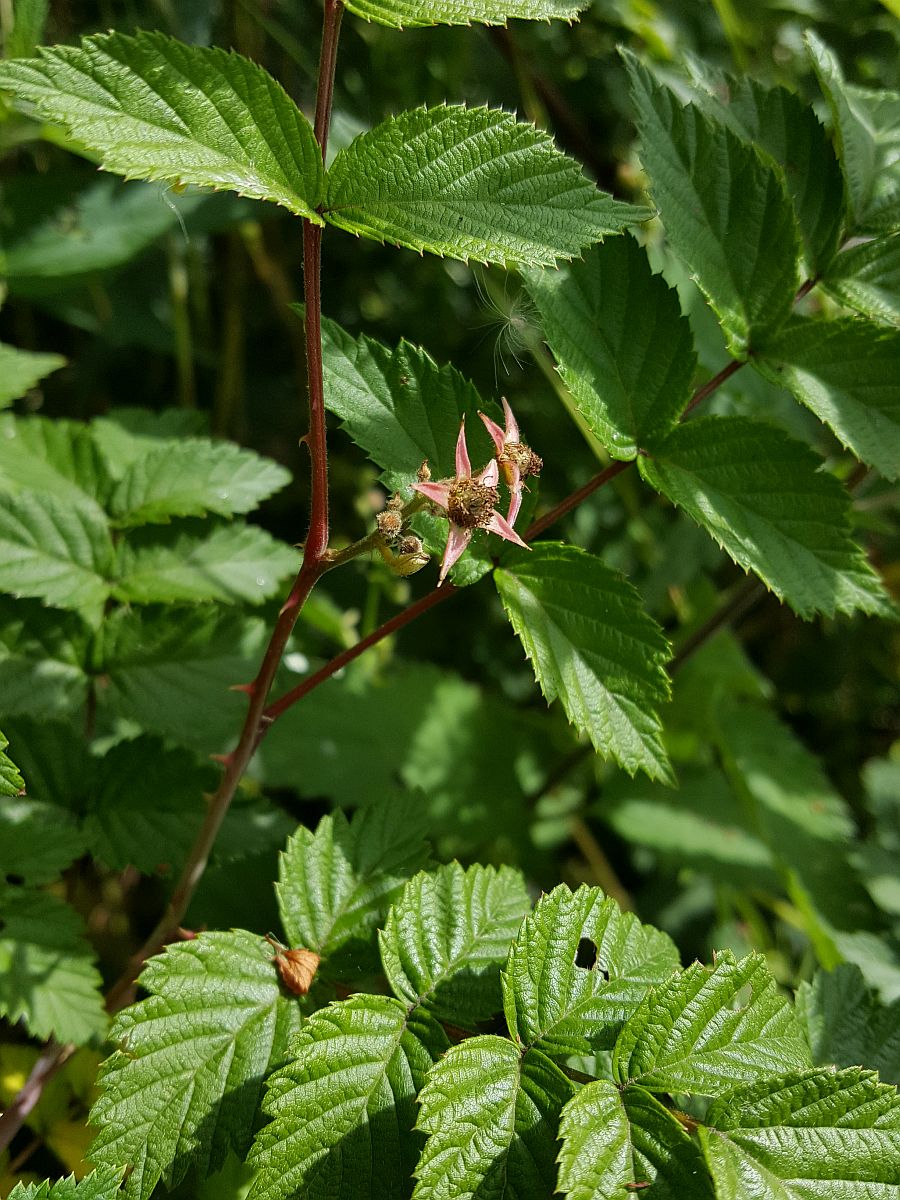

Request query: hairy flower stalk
[
  {"left": 412, "top": 417, "right": 529, "bottom": 585},
  {"left": 479, "top": 397, "right": 543, "bottom": 525}
]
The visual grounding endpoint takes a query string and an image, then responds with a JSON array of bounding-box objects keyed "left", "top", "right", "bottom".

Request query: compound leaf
[
  {"left": 247, "top": 996, "right": 448, "bottom": 1200},
  {"left": 380, "top": 863, "right": 530, "bottom": 1024},
  {"left": 342, "top": 1, "right": 586, "bottom": 28},
  {"left": 0, "top": 343, "right": 65, "bottom": 408},
  {"left": 0, "top": 490, "right": 115, "bottom": 624},
  {"left": 113, "top": 521, "right": 299, "bottom": 606},
  {"left": 89, "top": 931, "right": 301, "bottom": 1200},
  {"left": 276, "top": 798, "right": 431, "bottom": 973},
  {"left": 0, "top": 31, "right": 324, "bottom": 220},
  {"left": 109, "top": 439, "right": 291, "bottom": 527},
  {"left": 525, "top": 237, "right": 696, "bottom": 459},
  {"left": 7, "top": 1167, "right": 127, "bottom": 1200},
  {"left": 823, "top": 232, "right": 900, "bottom": 327},
  {"left": 700, "top": 1067, "right": 900, "bottom": 1198},
  {"left": 0, "top": 416, "right": 112, "bottom": 509},
  {"left": 413, "top": 1037, "right": 574, "bottom": 1199},
  {"left": 494, "top": 544, "right": 673, "bottom": 782},
  {"left": 502, "top": 884, "right": 680, "bottom": 1057},
  {"left": 325, "top": 104, "right": 644, "bottom": 266},
  {"left": 755, "top": 317, "right": 900, "bottom": 481},
  {"left": 0, "top": 885, "right": 106, "bottom": 1045},
  {"left": 613, "top": 951, "right": 810, "bottom": 1095},
  {"left": 624, "top": 53, "right": 800, "bottom": 356},
  {"left": 638, "top": 416, "right": 893, "bottom": 620}
]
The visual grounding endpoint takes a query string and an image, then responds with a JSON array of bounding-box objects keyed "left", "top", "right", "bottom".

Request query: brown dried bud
[
  {"left": 398, "top": 535, "right": 424, "bottom": 556},
  {"left": 265, "top": 936, "right": 320, "bottom": 996},
  {"left": 376, "top": 508, "right": 404, "bottom": 539},
  {"left": 502, "top": 442, "right": 543, "bottom": 478},
  {"left": 417, "top": 460, "right": 432, "bottom": 482},
  {"left": 385, "top": 493, "right": 404, "bottom": 510}
]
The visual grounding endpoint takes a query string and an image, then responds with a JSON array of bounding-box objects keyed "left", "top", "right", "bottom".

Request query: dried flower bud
[
  {"left": 398, "top": 534, "right": 424, "bottom": 556},
  {"left": 265, "top": 935, "right": 320, "bottom": 996},
  {"left": 385, "top": 493, "right": 404, "bottom": 510},
  {"left": 417, "top": 460, "right": 432, "bottom": 482},
  {"left": 376, "top": 508, "right": 404, "bottom": 539}
]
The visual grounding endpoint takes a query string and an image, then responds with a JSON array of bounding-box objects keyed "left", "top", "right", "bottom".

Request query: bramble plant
[{"left": 0, "top": 0, "right": 898, "bottom": 1196}]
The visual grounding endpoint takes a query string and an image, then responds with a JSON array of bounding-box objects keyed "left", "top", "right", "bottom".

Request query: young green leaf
[
  {"left": 796, "top": 965, "right": 900, "bottom": 1085},
  {"left": 0, "top": 416, "right": 112, "bottom": 509},
  {"left": 0, "top": 798, "right": 86, "bottom": 881},
  {"left": 113, "top": 521, "right": 299, "bottom": 606},
  {"left": 494, "top": 543, "right": 674, "bottom": 782},
  {"left": 613, "top": 951, "right": 810, "bottom": 1095},
  {"left": 7, "top": 1167, "right": 126, "bottom": 1200},
  {"left": 0, "top": 728, "right": 25, "bottom": 797},
  {"left": 0, "top": 343, "right": 65, "bottom": 408},
  {"left": 321, "top": 316, "right": 496, "bottom": 490},
  {"left": 694, "top": 77, "right": 845, "bottom": 272},
  {"left": 807, "top": 32, "right": 900, "bottom": 233},
  {"left": 700, "top": 1068, "right": 900, "bottom": 1198},
  {"left": 325, "top": 105, "right": 645, "bottom": 266},
  {"left": 97, "top": 606, "right": 268, "bottom": 750},
  {"left": 557, "top": 1081, "right": 715, "bottom": 1199},
  {"left": 0, "top": 31, "right": 324, "bottom": 220},
  {"left": 82, "top": 737, "right": 214, "bottom": 874},
  {"left": 379, "top": 862, "right": 530, "bottom": 1024},
  {"left": 89, "top": 931, "right": 302, "bottom": 1200},
  {"left": 109, "top": 439, "right": 291, "bottom": 527},
  {"left": 502, "top": 884, "right": 680, "bottom": 1057},
  {"left": 0, "top": 885, "right": 106, "bottom": 1044},
  {"left": 342, "top": 0, "right": 586, "bottom": 28},
  {"left": 276, "top": 797, "right": 431, "bottom": 973},
  {"left": 525, "top": 237, "right": 696, "bottom": 459},
  {"left": 413, "top": 1036, "right": 574, "bottom": 1199},
  {"left": 0, "top": 490, "right": 115, "bottom": 624},
  {"left": 638, "top": 416, "right": 893, "bottom": 620},
  {"left": 623, "top": 53, "right": 801, "bottom": 356},
  {"left": 823, "top": 232, "right": 900, "bottom": 327},
  {"left": 754, "top": 318, "right": 900, "bottom": 482},
  {"left": 247, "top": 996, "right": 448, "bottom": 1200}
]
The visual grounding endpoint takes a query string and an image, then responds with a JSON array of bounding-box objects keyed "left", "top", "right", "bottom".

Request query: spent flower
[{"left": 479, "top": 397, "right": 543, "bottom": 526}]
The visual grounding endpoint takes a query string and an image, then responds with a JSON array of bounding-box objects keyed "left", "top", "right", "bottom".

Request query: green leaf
[
  {"left": 89, "top": 931, "right": 302, "bottom": 1200},
  {"left": 494, "top": 543, "right": 673, "bottom": 782},
  {"left": 0, "top": 596, "right": 89, "bottom": 719},
  {"left": 0, "top": 343, "right": 65, "bottom": 407},
  {"left": 8, "top": 1167, "right": 126, "bottom": 1200},
  {"left": 90, "top": 408, "right": 209, "bottom": 480},
  {"left": 322, "top": 316, "right": 497, "bottom": 490},
  {"left": 0, "top": 416, "right": 112, "bottom": 508},
  {"left": 638, "top": 416, "right": 893, "bottom": 620},
  {"left": 0, "top": 727, "right": 25, "bottom": 796},
  {"left": 557, "top": 1081, "right": 715, "bottom": 1199},
  {"left": 613, "top": 951, "right": 810, "bottom": 1095},
  {"left": 82, "top": 737, "right": 213, "bottom": 874},
  {"left": 0, "top": 31, "right": 324, "bottom": 220},
  {"left": 0, "top": 885, "right": 106, "bottom": 1044},
  {"left": 413, "top": 1037, "right": 574, "bottom": 1199},
  {"left": 276, "top": 797, "right": 430, "bottom": 973},
  {"left": 713, "top": 700, "right": 874, "bottom": 939},
  {"left": 247, "top": 996, "right": 448, "bottom": 1200},
  {"left": 0, "top": 797, "right": 85, "bottom": 881},
  {"left": 325, "top": 105, "right": 645, "bottom": 266},
  {"left": 624, "top": 53, "right": 801, "bottom": 356},
  {"left": 0, "top": 490, "right": 115, "bottom": 623},
  {"left": 97, "top": 606, "right": 268, "bottom": 750},
  {"left": 380, "top": 863, "right": 530, "bottom": 1024},
  {"left": 342, "top": 0, "right": 586, "bottom": 29},
  {"left": 696, "top": 77, "right": 844, "bottom": 272},
  {"left": 807, "top": 32, "right": 900, "bottom": 233},
  {"left": 525, "top": 237, "right": 696, "bottom": 459},
  {"left": 3, "top": 0, "right": 50, "bottom": 59},
  {"left": 700, "top": 1068, "right": 900, "bottom": 1198},
  {"left": 823, "top": 232, "right": 900, "bottom": 327},
  {"left": 754, "top": 318, "right": 900, "bottom": 482},
  {"left": 113, "top": 521, "right": 299, "bottom": 606},
  {"left": 109, "top": 438, "right": 291, "bottom": 526},
  {"left": 796, "top": 965, "right": 900, "bottom": 1085},
  {"left": 502, "top": 884, "right": 680, "bottom": 1057}
]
